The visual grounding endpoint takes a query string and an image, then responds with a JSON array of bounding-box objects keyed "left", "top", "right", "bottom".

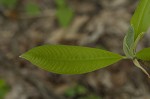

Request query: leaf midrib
[
  {"left": 36, "top": 57, "right": 121, "bottom": 61},
  {"left": 136, "top": 0, "right": 148, "bottom": 35}
]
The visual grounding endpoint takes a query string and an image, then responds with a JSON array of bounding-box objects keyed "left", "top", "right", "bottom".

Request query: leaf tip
[
  {"left": 19, "top": 53, "right": 27, "bottom": 59},
  {"left": 19, "top": 55, "right": 22, "bottom": 58}
]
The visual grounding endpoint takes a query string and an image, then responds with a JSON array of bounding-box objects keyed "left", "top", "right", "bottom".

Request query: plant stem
[{"left": 133, "top": 59, "right": 150, "bottom": 78}]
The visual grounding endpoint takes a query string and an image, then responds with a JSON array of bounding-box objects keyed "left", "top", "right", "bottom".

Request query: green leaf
[
  {"left": 25, "top": 2, "right": 40, "bottom": 16},
  {"left": 76, "top": 85, "right": 87, "bottom": 95},
  {"left": 0, "top": 0, "right": 17, "bottom": 9},
  {"left": 55, "top": 0, "right": 66, "bottom": 7},
  {"left": 133, "top": 32, "right": 144, "bottom": 51},
  {"left": 56, "top": 7, "right": 74, "bottom": 27},
  {"left": 125, "top": 26, "right": 135, "bottom": 48},
  {"left": 131, "top": 0, "right": 150, "bottom": 40},
  {"left": 0, "top": 79, "right": 10, "bottom": 99},
  {"left": 79, "top": 94, "right": 101, "bottom": 99},
  {"left": 65, "top": 87, "right": 76, "bottom": 97},
  {"left": 20, "top": 45, "right": 123, "bottom": 74},
  {"left": 123, "top": 25, "right": 135, "bottom": 58},
  {"left": 65, "top": 85, "right": 87, "bottom": 97},
  {"left": 136, "top": 47, "right": 150, "bottom": 61}
]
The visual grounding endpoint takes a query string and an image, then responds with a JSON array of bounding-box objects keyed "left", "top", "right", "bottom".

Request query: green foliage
[
  {"left": 122, "top": 0, "right": 150, "bottom": 77},
  {"left": 21, "top": 0, "right": 150, "bottom": 77},
  {"left": 0, "top": 79, "right": 10, "bottom": 99},
  {"left": 78, "top": 94, "right": 101, "bottom": 99},
  {"left": 124, "top": 0, "right": 150, "bottom": 59},
  {"left": 65, "top": 84, "right": 101, "bottom": 99},
  {"left": 0, "top": 0, "right": 17, "bottom": 9},
  {"left": 136, "top": 48, "right": 150, "bottom": 61},
  {"left": 65, "top": 85, "right": 88, "bottom": 97},
  {"left": 124, "top": 0, "right": 150, "bottom": 57},
  {"left": 0, "top": 0, "right": 40, "bottom": 16},
  {"left": 55, "top": 0, "right": 67, "bottom": 7},
  {"left": 131, "top": 0, "right": 150, "bottom": 40},
  {"left": 76, "top": 85, "right": 87, "bottom": 95},
  {"left": 20, "top": 45, "right": 123, "bottom": 74},
  {"left": 65, "top": 87, "right": 76, "bottom": 97},
  {"left": 55, "top": 0, "right": 74, "bottom": 27},
  {"left": 56, "top": 8, "right": 74, "bottom": 27},
  {"left": 25, "top": 2, "right": 40, "bottom": 16}
]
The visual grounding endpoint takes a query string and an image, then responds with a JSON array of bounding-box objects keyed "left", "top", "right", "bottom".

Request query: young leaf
[
  {"left": 136, "top": 47, "right": 150, "bottom": 61},
  {"left": 20, "top": 45, "right": 123, "bottom": 74},
  {"left": 131, "top": 0, "right": 150, "bottom": 40},
  {"left": 56, "top": 7, "right": 74, "bottom": 27},
  {"left": 25, "top": 2, "right": 40, "bottom": 16},
  {"left": 133, "top": 32, "right": 144, "bottom": 51},
  {"left": 123, "top": 25, "right": 135, "bottom": 58}
]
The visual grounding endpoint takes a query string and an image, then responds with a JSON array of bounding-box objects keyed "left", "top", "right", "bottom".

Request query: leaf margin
[{"left": 20, "top": 45, "right": 124, "bottom": 74}]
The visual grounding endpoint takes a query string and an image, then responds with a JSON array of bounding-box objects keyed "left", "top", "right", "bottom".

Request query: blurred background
[{"left": 0, "top": 0, "right": 150, "bottom": 99}]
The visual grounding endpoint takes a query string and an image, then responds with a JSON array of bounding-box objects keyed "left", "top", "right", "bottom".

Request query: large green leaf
[
  {"left": 136, "top": 47, "right": 150, "bottom": 61},
  {"left": 20, "top": 45, "right": 123, "bottom": 74},
  {"left": 131, "top": 0, "right": 150, "bottom": 40}
]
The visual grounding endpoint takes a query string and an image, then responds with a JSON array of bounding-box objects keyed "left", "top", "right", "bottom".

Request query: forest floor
[{"left": 0, "top": 0, "right": 150, "bottom": 99}]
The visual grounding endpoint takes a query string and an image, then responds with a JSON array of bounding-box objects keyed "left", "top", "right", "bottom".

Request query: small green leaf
[
  {"left": 131, "top": 0, "right": 150, "bottom": 40},
  {"left": 133, "top": 32, "right": 144, "bottom": 51},
  {"left": 0, "top": 79, "right": 10, "bottom": 99},
  {"left": 55, "top": 0, "right": 66, "bottom": 7},
  {"left": 76, "top": 85, "right": 87, "bottom": 95},
  {"left": 65, "top": 87, "right": 76, "bottom": 97},
  {"left": 65, "top": 85, "right": 87, "bottom": 97},
  {"left": 136, "top": 47, "right": 150, "bottom": 61},
  {"left": 79, "top": 94, "right": 101, "bottom": 99},
  {"left": 56, "top": 7, "right": 74, "bottom": 27},
  {"left": 123, "top": 25, "right": 135, "bottom": 58},
  {"left": 123, "top": 41, "right": 131, "bottom": 58},
  {"left": 0, "top": 0, "right": 17, "bottom": 9},
  {"left": 25, "top": 2, "right": 40, "bottom": 16},
  {"left": 125, "top": 26, "right": 135, "bottom": 48},
  {"left": 20, "top": 45, "right": 123, "bottom": 74}
]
